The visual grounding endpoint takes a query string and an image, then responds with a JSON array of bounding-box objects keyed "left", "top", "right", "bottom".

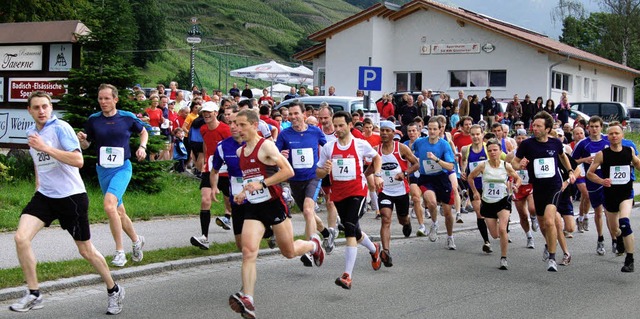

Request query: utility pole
[{"left": 186, "top": 17, "right": 201, "bottom": 89}]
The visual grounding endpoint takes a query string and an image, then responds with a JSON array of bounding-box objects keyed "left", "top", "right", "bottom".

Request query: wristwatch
[{"left": 435, "top": 158, "right": 440, "bottom": 163}]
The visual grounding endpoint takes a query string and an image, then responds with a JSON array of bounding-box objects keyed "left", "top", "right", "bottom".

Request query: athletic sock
[
  {"left": 310, "top": 240, "right": 318, "bottom": 254},
  {"left": 526, "top": 230, "right": 533, "bottom": 238},
  {"left": 29, "top": 289, "right": 40, "bottom": 297},
  {"left": 549, "top": 252, "right": 556, "bottom": 261},
  {"left": 320, "top": 228, "right": 330, "bottom": 238},
  {"left": 225, "top": 213, "right": 231, "bottom": 218},
  {"left": 360, "top": 233, "right": 376, "bottom": 253},
  {"left": 107, "top": 284, "right": 119, "bottom": 294},
  {"left": 477, "top": 219, "right": 490, "bottom": 242},
  {"left": 200, "top": 210, "right": 211, "bottom": 236},
  {"left": 598, "top": 235, "right": 604, "bottom": 242},
  {"left": 345, "top": 246, "right": 357, "bottom": 275}
]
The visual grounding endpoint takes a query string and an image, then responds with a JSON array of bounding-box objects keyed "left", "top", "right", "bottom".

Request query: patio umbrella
[{"left": 230, "top": 60, "right": 304, "bottom": 95}]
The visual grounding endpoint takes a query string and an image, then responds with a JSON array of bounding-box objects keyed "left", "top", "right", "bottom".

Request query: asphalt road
[{"left": 1, "top": 211, "right": 639, "bottom": 319}]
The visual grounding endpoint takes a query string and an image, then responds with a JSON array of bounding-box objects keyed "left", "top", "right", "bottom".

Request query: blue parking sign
[{"left": 358, "top": 66, "right": 382, "bottom": 91}]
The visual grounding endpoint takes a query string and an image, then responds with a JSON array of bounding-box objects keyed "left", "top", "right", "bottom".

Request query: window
[
  {"left": 601, "top": 103, "right": 620, "bottom": 120},
  {"left": 611, "top": 85, "right": 626, "bottom": 103},
  {"left": 552, "top": 71, "right": 571, "bottom": 92},
  {"left": 449, "top": 70, "right": 506, "bottom": 88},
  {"left": 395, "top": 72, "right": 422, "bottom": 91},
  {"left": 583, "top": 77, "right": 590, "bottom": 98}
]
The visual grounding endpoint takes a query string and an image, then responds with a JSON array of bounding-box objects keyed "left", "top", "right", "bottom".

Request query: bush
[{"left": 0, "top": 150, "right": 34, "bottom": 182}]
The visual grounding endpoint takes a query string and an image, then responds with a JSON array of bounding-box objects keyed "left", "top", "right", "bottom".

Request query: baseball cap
[
  {"left": 514, "top": 120, "right": 524, "bottom": 125},
  {"left": 516, "top": 129, "right": 527, "bottom": 136},
  {"left": 200, "top": 101, "right": 219, "bottom": 113},
  {"left": 379, "top": 120, "right": 395, "bottom": 131}
]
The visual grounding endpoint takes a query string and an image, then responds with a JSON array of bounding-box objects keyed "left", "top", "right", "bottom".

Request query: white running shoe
[
  {"left": 428, "top": 224, "right": 438, "bottom": 242},
  {"left": 446, "top": 237, "right": 456, "bottom": 250},
  {"left": 132, "top": 235, "right": 145, "bottom": 262},
  {"left": 547, "top": 259, "right": 558, "bottom": 272},
  {"left": 190, "top": 234, "right": 210, "bottom": 250},
  {"left": 542, "top": 245, "right": 549, "bottom": 262},
  {"left": 323, "top": 228, "right": 337, "bottom": 255},
  {"left": 531, "top": 217, "right": 539, "bottom": 232},
  {"left": 410, "top": 208, "right": 417, "bottom": 219},
  {"left": 9, "top": 292, "right": 43, "bottom": 312},
  {"left": 215, "top": 216, "right": 232, "bottom": 230},
  {"left": 526, "top": 237, "right": 535, "bottom": 249},
  {"left": 416, "top": 224, "right": 427, "bottom": 237},
  {"left": 106, "top": 285, "right": 125, "bottom": 315},
  {"left": 499, "top": 258, "right": 508, "bottom": 270},
  {"left": 456, "top": 212, "right": 463, "bottom": 223},
  {"left": 111, "top": 251, "right": 127, "bottom": 267},
  {"left": 596, "top": 241, "right": 605, "bottom": 255}
]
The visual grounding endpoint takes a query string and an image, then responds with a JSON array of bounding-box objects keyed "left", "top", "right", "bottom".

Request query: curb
[{"left": 0, "top": 223, "right": 482, "bottom": 302}]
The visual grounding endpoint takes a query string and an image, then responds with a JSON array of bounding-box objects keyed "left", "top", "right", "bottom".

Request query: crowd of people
[{"left": 11, "top": 83, "right": 640, "bottom": 319}]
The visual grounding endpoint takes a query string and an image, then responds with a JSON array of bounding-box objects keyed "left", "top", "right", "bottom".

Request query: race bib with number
[
  {"left": 243, "top": 175, "right": 272, "bottom": 203},
  {"left": 292, "top": 148, "right": 314, "bottom": 169},
  {"left": 383, "top": 168, "right": 402, "bottom": 187},
  {"left": 99, "top": 147, "right": 124, "bottom": 168},
  {"left": 230, "top": 176, "right": 244, "bottom": 196},
  {"left": 533, "top": 157, "right": 555, "bottom": 178},
  {"left": 34, "top": 151, "right": 58, "bottom": 172},
  {"left": 483, "top": 182, "right": 508, "bottom": 200},
  {"left": 422, "top": 159, "right": 442, "bottom": 174},
  {"left": 332, "top": 158, "right": 357, "bottom": 181},
  {"left": 517, "top": 169, "right": 529, "bottom": 185},
  {"left": 610, "top": 165, "right": 630, "bottom": 185}
]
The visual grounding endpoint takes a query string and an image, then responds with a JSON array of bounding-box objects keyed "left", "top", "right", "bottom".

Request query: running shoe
[
  {"left": 402, "top": 224, "right": 412, "bottom": 238},
  {"left": 622, "top": 261, "right": 635, "bottom": 273},
  {"left": 482, "top": 242, "right": 493, "bottom": 253},
  {"left": 530, "top": 217, "right": 539, "bottom": 232},
  {"left": 465, "top": 204, "right": 475, "bottom": 213},
  {"left": 381, "top": 249, "right": 393, "bottom": 267},
  {"left": 542, "top": 245, "right": 549, "bottom": 262},
  {"left": 616, "top": 236, "right": 625, "bottom": 256},
  {"left": 563, "top": 231, "right": 573, "bottom": 239},
  {"left": 416, "top": 224, "right": 427, "bottom": 237},
  {"left": 576, "top": 218, "right": 584, "bottom": 233},
  {"left": 425, "top": 209, "right": 431, "bottom": 219},
  {"left": 547, "top": 259, "right": 558, "bottom": 272},
  {"left": 215, "top": 216, "right": 231, "bottom": 230},
  {"left": 267, "top": 235, "right": 277, "bottom": 249},
  {"left": 371, "top": 242, "right": 382, "bottom": 270},
  {"left": 111, "top": 251, "right": 127, "bottom": 267},
  {"left": 229, "top": 292, "right": 256, "bottom": 319},
  {"left": 612, "top": 242, "right": 618, "bottom": 255},
  {"left": 310, "top": 235, "right": 325, "bottom": 267},
  {"left": 335, "top": 273, "right": 352, "bottom": 289},
  {"left": 499, "top": 258, "right": 508, "bottom": 270},
  {"left": 526, "top": 237, "right": 535, "bottom": 249},
  {"left": 9, "top": 291, "right": 43, "bottom": 312},
  {"left": 375, "top": 213, "right": 381, "bottom": 220},
  {"left": 596, "top": 240, "right": 605, "bottom": 256},
  {"left": 560, "top": 253, "right": 572, "bottom": 266},
  {"left": 106, "top": 285, "right": 125, "bottom": 315},
  {"left": 428, "top": 224, "right": 438, "bottom": 242},
  {"left": 190, "top": 234, "right": 210, "bottom": 250},
  {"left": 410, "top": 208, "right": 417, "bottom": 219},
  {"left": 446, "top": 237, "right": 457, "bottom": 250},
  {"left": 132, "top": 235, "right": 145, "bottom": 262},
  {"left": 583, "top": 217, "right": 589, "bottom": 231},
  {"left": 300, "top": 252, "right": 313, "bottom": 267},
  {"left": 323, "top": 227, "right": 337, "bottom": 255},
  {"left": 456, "top": 212, "right": 463, "bottom": 223}
]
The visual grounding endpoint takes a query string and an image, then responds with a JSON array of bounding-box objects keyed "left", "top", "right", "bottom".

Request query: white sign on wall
[
  {"left": 49, "top": 44, "right": 72, "bottom": 72},
  {"left": 0, "top": 45, "right": 43, "bottom": 71},
  {"left": 430, "top": 43, "right": 480, "bottom": 55},
  {"left": 0, "top": 78, "right": 4, "bottom": 102},
  {"left": 0, "top": 109, "right": 65, "bottom": 144}
]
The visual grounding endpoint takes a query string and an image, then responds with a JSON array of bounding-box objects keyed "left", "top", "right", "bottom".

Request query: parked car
[
  {"left": 568, "top": 109, "right": 590, "bottom": 128},
  {"left": 570, "top": 102, "right": 629, "bottom": 126},
  {"left": 626, "top": 107, "right": 640, "bottom": 132},
  {"left": 276, "top": 95, "right": 379, "bottom": 124}
]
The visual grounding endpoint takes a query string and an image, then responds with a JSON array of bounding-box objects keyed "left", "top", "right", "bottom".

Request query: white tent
[
  {"left": 230, "top": 60, "right": 307, "bottom": 95},
  {"left": 265, "top": 83, "right": 292, "bottom": 94}
]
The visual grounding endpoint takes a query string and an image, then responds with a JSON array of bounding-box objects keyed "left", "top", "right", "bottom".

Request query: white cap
[
  {"left": 379, "top": 120, "right": 395, "bottom": 131},
  {"left": 201, "top": 101, "right": 219, "bottom": 113}
]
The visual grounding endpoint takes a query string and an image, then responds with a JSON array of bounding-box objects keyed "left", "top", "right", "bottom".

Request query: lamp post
[{"left": 186, "top": 17, "right": 201, "bottom": 89}]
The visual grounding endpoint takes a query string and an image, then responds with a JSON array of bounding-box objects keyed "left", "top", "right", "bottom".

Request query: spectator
[
  {"left": 450, "top": 105, "right": 460, "bottom": 129},
  {"left": 241, "top": 83, "right": 253, "bottom": 99},
  {"left": 377, "top": 93, "right": 395, "bottom": 120},
  {"left": 469, "top": 94, "right": 482, "bottom": 124},
  {"left": 480, "top": 88, "right": 498, "bottom": 128},
  {"left": 284, "top": 87, "right": 298, "bottom": 100},
  {"left": 556, "top": 93, "right": 571, "bottom": 125},
  {"left": 258, "top": 88, "right": 274, "bottom": 107},
  {"left": 172, "top": 128, "right": 188, "bottom": 173},
  {"left": 505, "top": 94, "right": 522, "bottom": 127},
  {"left": 229, "top": 82, "right": 240, "bottom": 96},
  {"left": 543, "top": 99, "right": 556, "bottom": 119},
  {"left": 521, "top": 94, "right": 535, "bottom": 129}
]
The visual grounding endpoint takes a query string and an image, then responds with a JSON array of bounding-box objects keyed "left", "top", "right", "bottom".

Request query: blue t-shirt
[
  {"left": 515, "top": 137, "right": 564, "bottom": 189},
  {"left": 572, "top": 135, "right": 609, "bottom": 188},
  {"left": 276, "top": 125, "right": 326, "bottom": 181},
  {"left": 212, "top": 137, "right": 245, "bottom": 206},
  {"left": 85, "top": 110, "right": 145, "bottom": 166},
  {"left": 411, "top": 137, "right": 455, "bottom": 176}
]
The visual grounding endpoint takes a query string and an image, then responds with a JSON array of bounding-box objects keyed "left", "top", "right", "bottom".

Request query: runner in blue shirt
[{"left": 77, "top": 84, "right": 147, "bottom": 267}]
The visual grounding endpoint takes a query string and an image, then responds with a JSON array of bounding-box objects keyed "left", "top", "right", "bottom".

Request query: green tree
[
  {"left": 0, "top": 0, "right": 87, "bottom": 23},
  {"left": 130, "top": 0, "right": 167, "bottom": 68}
]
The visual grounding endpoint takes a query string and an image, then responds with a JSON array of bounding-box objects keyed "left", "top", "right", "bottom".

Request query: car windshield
[{"left": 628, "top": 108, "right": 640, "bottom": 118}]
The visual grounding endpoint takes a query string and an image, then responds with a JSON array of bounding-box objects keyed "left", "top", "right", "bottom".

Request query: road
[{"left": 1, "top": 212, "right": 639, "bottom": 319}]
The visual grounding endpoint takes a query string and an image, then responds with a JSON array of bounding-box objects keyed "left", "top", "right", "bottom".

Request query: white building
[{"left": 294, "top": 0, "right": 639, "bottom": 106}]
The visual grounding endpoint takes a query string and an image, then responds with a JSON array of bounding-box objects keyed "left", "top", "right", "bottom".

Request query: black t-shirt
[{"left": 515, "top": 137, "right": 564, "bottom": 189}]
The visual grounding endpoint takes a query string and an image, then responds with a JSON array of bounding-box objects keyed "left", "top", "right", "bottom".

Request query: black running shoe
[
  {"left": 380, "top": 249, "right": 393, "bottom": 267},
  {"left": 402, "top": 224, "right": 412, "bottom": 238}
]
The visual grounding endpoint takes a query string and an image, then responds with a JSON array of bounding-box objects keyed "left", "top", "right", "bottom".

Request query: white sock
[
  {"left": 310, "top": 239, "right": 318, "bottom": 254},
  {"left": 344, "top": 246, "right": 357, "bottom": 275},
  {"left": 359, "top": 232, "right": 376, "bottom": 253},
  {"left": 448, "top": 235, "right": 453, "bottom": 239},
  {"left": 526, "top": 230, "right": 533, "bottom": 238}
]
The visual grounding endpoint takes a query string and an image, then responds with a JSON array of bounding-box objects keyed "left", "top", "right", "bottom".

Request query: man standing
[
  {"left": 454, "top": 90, "right": 469, "bottom": 118},
  {"left": 241, "top": 83, "right": 253, "bottom": 99},
  {"left": 284, "top": 87, "right": 298, "bottom": 101},
  {"left": 316, "top": 111, "right": 383, "bottom": 289},
  {"left": 298, "top": 86, "right": 310, "bottom": 97},
  {"left": 229, "top": 110, "right": 324, "bottom": 319},
  {"left": 512, "top": 111, "right": 576, "bottom": 271},
  {"left": 481, "top": 89, "right": 498, "bottom": 128},
  {"left": 229, "top": 83, "right": 240, "bottom": 97},
  {"left": 11, "top": 91, "right": 125, "bottom": 314},
  {"left": 505, "top": 94, "right": 522, "bottom": 128},
  {"left": 399, "top": 95, "right": 419, "bottom": 127},
  {"left": 521, "top": 94, "right": 535, "bottom": 129}
]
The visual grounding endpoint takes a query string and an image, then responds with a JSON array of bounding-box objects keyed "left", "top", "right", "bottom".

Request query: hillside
[{"left": 139, "top": 0, "right": 363, "bottom": 92}]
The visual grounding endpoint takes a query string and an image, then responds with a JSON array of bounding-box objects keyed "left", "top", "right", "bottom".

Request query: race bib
[
  {"left": 422, "top": 159, "right": 442, "bottom": 174},
  {"left": 99, "top": 147, "right": 124, "bottom": 168},
  {"left": 469, "top": 161, "right": 483, "bottom": 176},
  {"left": 517, "top": 169, "right": 529, "bottom": 185},
  {"left": 483, "top": 182, "right": 507, "bottom": 200},
  {"left": 34, "top": 151, "right": 58, "bottom": 172},
  {"left": 292, "top": 148, "right": 314, "bottom": 169},
  {"left": 383, "top": 167, "right": 402, "bottom": 187},
  {"left": 230, "top": 176, "right": 244, "bottom": 196},
  {"left": 610, "top": 165, "right": 630, "bottom": 185},
  {"left": 332, "top": 158, "right": 356, "bottom": 181},
  {"left": 533, "top": 157, "right": 555, "bottom": 178},
  {"left": 243, "top": 175, "right": 272, "bottom": 203}
]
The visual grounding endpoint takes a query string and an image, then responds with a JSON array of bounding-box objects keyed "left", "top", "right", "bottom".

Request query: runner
[
  {"left": 468, "top": 138, "right": 521, "bottom": 270},
  {"left": 404, "top": 123, "right": 428, "bottom": 236},
  {"left": 377, "top": 121, "right": 419, "bottom": 267},
  {"left": 317, "top": 105, "right": 340, "bottom": 237},
  {"left": 460, "top": 124, "right": 494, "bottom": 253},
  {"left": 512, "top": 129, "right": 537, "bottom": 249},
  {"left": 77, "top": 84, "right": 146, "bottom": 267},
  {"left": 512, "top": 111, "right": 576, "bottom": 272},
  {"left": 413, "top": 118, "right": 457, "bottom": 249},
  {"left": 571, "top": 127, "right": 590, "bottom": 233},
  {"left": 190, "top": 101, "right": 231, "bottom": 249},
  {"left": 276, "top": 102, "right": 336, "bottom": 267},
  {"left": 229, "top": 110, "right": 324, "bottom": 319},
  {"left": 316, "top": 111, "right": 383, "bottom": 289},
  {"left": 435, "top": 115, "right": 464, "bottom": 225},
  {"left": 587, "top": 122, "right": 639, "bottom": 272},
  {"left": 11, "top": 91, "right": 125, "bottom": 314}
]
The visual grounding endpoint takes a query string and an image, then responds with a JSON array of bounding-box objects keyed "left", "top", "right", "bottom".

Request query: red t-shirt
[
  {"left": 260, "top": 115, "right": 281, "bottom": 133},
  {"left": 145, "top": 107, "right": 163, "bottom": 128},
  {"left": 452, "top": 131, "right": 472, "bottom": 152},
  {"left": 201, "top": 121, "right": 231, "bottom": 173},
  {"left": 363, "top": 133, "right": 381, "bottom": 148}
]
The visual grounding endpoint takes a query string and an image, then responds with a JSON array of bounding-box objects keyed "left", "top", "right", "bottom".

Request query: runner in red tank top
[
  {"left": 317, "top": 111, "right": 384, "bottom": 289},
  {"left": 228, "top": 109, "right": 324, "bottom": 319}
]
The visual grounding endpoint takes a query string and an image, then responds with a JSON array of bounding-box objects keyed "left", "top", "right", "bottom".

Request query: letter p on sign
[{"left": 358, "top": 66, "right": 382, "bottom": 91}]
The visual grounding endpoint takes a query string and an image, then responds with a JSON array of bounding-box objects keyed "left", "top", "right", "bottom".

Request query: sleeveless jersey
[
  {"left": 238, "top": 138, "right": 282, "bottom": 204},
  {"left": 212, "top": 137, "right": 245, "bottom": 199},
  {"left": 466, "top": 144, "right": 488, "bottom": 190},
  {"left": 601, "top": 146, "right": 633, "bottom": 196},
  {"left": 481, "top": 160, "right": 509, "bottom": 203},
  {"left": 378, "top": 141, "right": 409, "bottom": 196},
  {"left": 326, "top": 139, "right": 368, "bottom": 202}
]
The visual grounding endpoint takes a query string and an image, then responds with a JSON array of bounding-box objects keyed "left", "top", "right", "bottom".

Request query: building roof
[
  {"left": 294, "top": 0, "right": 640, "bottom": 76},
  {"left": 0, "top": 20, "right": 89, "bottom": 44}
]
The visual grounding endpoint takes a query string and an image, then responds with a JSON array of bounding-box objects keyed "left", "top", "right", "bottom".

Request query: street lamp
[{"left": 186, "top": 17, "right": 201, "bottom": 89}]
